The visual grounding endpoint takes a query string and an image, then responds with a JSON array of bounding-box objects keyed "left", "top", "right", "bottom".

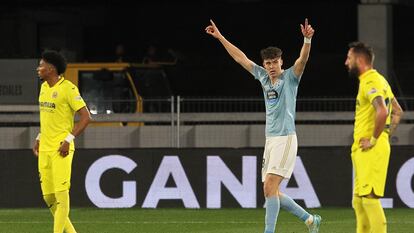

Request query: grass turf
[{"left": 0, "top": 208, "right": 413, "bottom": 233}]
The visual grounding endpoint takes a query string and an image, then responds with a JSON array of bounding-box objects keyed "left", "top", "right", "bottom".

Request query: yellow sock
[
  {"left": 44, "top": 193, "right": 77, "bottom": 233},
  {"left": 63, "top": 218, "right": 77, "bottom": 233},
  {"left": 54, "top": 191, "right": 77, "bottom": 233},
  {"left": 362, "top": 197, "right": 387, "bottom": 233},
  {"left": 352, "top": 196, "right": 370, "bottom": 233}
]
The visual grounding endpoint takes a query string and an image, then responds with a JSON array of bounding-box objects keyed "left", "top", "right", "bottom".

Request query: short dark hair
[
  {"left": 348, "top": 41, "right": 374, "bottom": 65},
  {"left": 260, "top": 46, "right": 283, "bottom": 60},
  {"left": 41, "top": 50, "right": 67, "bottom": 75}
]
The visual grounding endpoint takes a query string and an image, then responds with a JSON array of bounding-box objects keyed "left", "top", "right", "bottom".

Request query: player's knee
[
  {"left": 263, "top": 182, "right": 279, "bottom": 197},
  {"left": 372, "top": 221, "right": 387, "bottom": 233},
  {"left": 352, "top": 196, "right": 362, "bottom": 209},
  {"left": 263, "top": 174, "right": 283, "bottom": 197},
  {"left": 357, "top": 223, "right": 370, "bottom": 232},
  {"left": 43, "top": 194, "right": 56, "bottom": 208}
]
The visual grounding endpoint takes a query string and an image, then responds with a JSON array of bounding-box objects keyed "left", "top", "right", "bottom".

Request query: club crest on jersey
[
  {"left": 52, "top": 91, "right": 58, "bottom": 98},
  {"left": 266, "top": 89, "right": 278, "bottom": 104},
  {"left": 75, "top": 96, "right": 82, "bottom": 101},
  {"left": 367, "top": 88, "right": 377, "bottom": 95}
]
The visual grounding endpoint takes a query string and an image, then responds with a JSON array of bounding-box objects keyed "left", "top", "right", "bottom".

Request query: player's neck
[
  {"left": 45, "top": 75, "right": 61, "bottom": 87},
  {"left": 270, "top": 71, "right": 283, "bottom": 85},
  {"left": 359, "top": 65, "right": 372, "bottom": 76}
]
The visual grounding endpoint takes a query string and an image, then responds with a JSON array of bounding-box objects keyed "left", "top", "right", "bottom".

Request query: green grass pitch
[{"left": 0, "top": 208, "right": 413, "bottom": 233}]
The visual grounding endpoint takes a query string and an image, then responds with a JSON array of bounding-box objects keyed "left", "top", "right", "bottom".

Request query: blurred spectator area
[{"left": 0, "top": 1, "right": 413, "bottom": 97}]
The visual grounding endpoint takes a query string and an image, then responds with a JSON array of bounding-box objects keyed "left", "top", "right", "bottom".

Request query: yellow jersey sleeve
[
  {"left": 362, "top": 78, "right": 384, "bottom": 104},
  {"left": 67, "top": 84, "right": 86, "bottom": 112}
]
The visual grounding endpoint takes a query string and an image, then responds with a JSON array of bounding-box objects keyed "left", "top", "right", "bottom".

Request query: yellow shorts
[
  {"left": 351, "top": 136, "right": 390, "bottom": 197},
  {"left": 38, "top": 150, "right": 74, "bottom": 195}
]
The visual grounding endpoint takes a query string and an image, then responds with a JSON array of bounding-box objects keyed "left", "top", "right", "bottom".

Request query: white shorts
[{"left": 261, "top": 134, "right": 298, "bottom": 182}]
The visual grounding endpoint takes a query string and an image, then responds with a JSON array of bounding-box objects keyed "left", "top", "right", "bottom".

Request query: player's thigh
[
  {"left": 38, "top": 151, "right": 54, "bottom": 195},
  {"left": 264, "top": 135, "right": 297, "bottom": 179},
  {"left": 277, "top": 134, "right": 297, "bottom": 177},
  {"left": 371, "top": 142, "right": 390, "bottom": 191},
  {"left": 261, "top": 138, "right": 278, "bottom": 181},
  {"left": 52, "top": 150, "right": 74, "bottom": 192},
  {"left": 372, "top": 141, "right": 390, "bottom": 171}
]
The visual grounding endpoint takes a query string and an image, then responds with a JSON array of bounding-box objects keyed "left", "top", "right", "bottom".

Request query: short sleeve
[
  {"left": 285, "top": 66, "right": 300, "bottom": 86},
  {"left": 253, "top": 64, "right": 269, "bottom": 86},
  {"left": 363, "top": 79, "right": 384, "bottom": 104},
  {"left": 67, "top": 85, "right": 86, "bottom": 111}
]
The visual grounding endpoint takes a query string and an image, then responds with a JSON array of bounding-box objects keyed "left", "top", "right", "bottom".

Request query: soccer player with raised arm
[
  {"left": 206, "top": 19, "right": 321, "bottom": 233},
  {"left": 345, "top": 42, "right": 403, "bottom": 233},
  {"left": 32, "top": 50, "right": 91, "bottom": 233}
]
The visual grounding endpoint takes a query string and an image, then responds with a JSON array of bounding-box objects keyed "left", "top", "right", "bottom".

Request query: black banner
[{"left": 0, "top": 147, "right": 413, "bottom": 208}]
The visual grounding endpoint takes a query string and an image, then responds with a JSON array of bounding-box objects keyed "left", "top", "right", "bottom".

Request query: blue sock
[
  {"left": 264, "top": 196, "right": 280, "bottom": 233},
  {"left": 279, "top": 193, "right": 310, "bottom": 222}
]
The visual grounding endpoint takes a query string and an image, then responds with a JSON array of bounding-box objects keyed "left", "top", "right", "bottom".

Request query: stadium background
[
  {"left": 1, "top": 0, "right": 414, "bottom": 232},
  {"left": 1, "top": 0, "right": 413, "bottom": 97}
]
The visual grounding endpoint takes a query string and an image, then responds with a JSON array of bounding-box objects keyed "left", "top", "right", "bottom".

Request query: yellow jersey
[
  {"left": 353, "top": 69, "right": 394, "bottom": 143},
  {"left": 38, "top": 77, "right": 86, "bottom": 151}
]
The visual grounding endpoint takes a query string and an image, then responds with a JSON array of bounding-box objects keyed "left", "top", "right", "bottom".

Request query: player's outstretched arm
[
  {"left": 205, "top": 19, "right": 255, "bottom": 74},
  {"left": 293, "top": 18, "right": 315, "bottom": 77}
]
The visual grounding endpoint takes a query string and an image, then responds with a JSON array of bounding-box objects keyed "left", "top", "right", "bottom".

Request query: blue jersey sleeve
[
  {"left": 253, "top": 64, "right": 269, "bottom": 86},
  {"left": 285, "top": 66, "right": 301, "bottom": 86}
]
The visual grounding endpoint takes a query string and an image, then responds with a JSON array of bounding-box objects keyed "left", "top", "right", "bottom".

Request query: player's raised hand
[
  {"left": 205, "top": 19, "right": 223, "bottom": 39},
  {"left": 301, "top": 18, "right": 315, "bottom": 39}
]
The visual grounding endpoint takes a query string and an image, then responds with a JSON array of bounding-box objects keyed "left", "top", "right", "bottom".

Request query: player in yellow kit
[
  {"left": 32, "top": 50, "right": 91, "bottom": 233},
  {"left": 345, "top": 42, "right": 403, "bottom": 233}
]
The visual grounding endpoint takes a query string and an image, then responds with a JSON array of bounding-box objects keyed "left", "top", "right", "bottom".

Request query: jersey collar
[
  {"left": 46, "top": 76, "right": 65, "bottom": 88},
  {"left": 56, "top": 76, "right": 65, "bottom": 85},
  {"left": 358, "top": 69, "right": 376, "bottom": 80}
]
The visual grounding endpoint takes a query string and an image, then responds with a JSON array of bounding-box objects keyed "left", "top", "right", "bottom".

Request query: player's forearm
[
  {"left": 293, "top": 42, "right": 311, "bottom": 76},
  {"left": 297, "top": 42, "right": 311, "bottom": 65},
  {"left": 372, "top": 109, "right": 387, "bottom": 138},
  {"left": 217, "top": 36, "right": 249, "bottom": 66},
  {"left": 71, "top": 116, "right": 90, "bottom": 137},
  {"left": 71, "top": 107, "right": 91, "bottom": 137},
  {"left": 389, "top": 111, "right": 403, "bottom": 135}
]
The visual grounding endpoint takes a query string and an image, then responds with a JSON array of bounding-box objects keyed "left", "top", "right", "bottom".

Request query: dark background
[{"left": 0, "top": 0, "right": 413, "bottom": 97}]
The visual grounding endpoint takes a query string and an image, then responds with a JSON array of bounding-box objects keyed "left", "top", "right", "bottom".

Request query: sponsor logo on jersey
[{"left": 367, "top": 88, "right": 377, "bottom": 95}]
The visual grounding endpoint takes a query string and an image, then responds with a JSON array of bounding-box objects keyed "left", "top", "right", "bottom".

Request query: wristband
[
  {"left": 36, "top": 133, "right": 41, "bottom": 141},
  {"left": 369, "top": 136, "right": 377, "bottom": 146},
  {"left": 64, "top": 133, "right": 75, "bottom": 143},
  {"left": 304, "top": 37, "right": 311, "bottom": 44}
]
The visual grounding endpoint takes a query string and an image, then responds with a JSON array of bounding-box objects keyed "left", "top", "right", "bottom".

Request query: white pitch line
[
  {"left": 0, "top": 220, "right": 259, "bottom": 224},
  {"left": 1, "top": 220, "right": 414, "bottom": 225}
]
